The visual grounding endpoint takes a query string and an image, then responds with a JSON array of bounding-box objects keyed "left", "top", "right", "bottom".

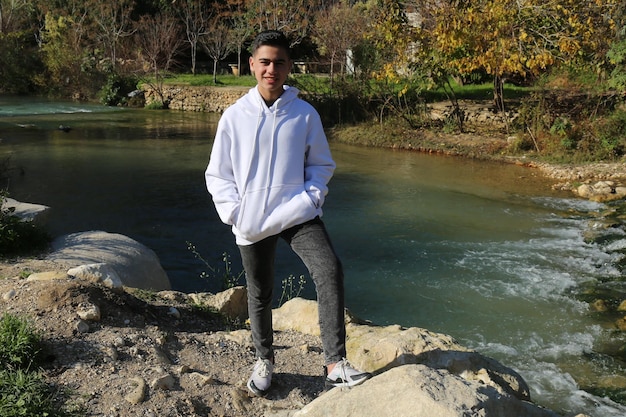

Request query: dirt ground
[{"left": 0, "top": 258, "right": 333, "bottom": 417}]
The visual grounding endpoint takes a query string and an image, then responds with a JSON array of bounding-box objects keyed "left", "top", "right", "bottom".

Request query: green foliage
[
  {"left": 0, "top": 193, "right": 51, "bottom": 257},
  {"left": 515, "top": 65, "right": 626, "bottom": 162},
  {"left": 0, "top": 31, "right": 42, "bottom": 94},
  {"left": 98, "top": 73, "right": 139, "bottom": 106},
  {"left": 607, "top": 39, "right": 626, "bottom": 91},
  {"left": 550, "top": 116, "right": 572, "bottom": 137},
  {"left": 0, "top": 369, "right": 57, "bottom": 417},
  {"left": 591, "top": 109, "right": 626, "bottom": 159},
  {"left": 144, "top": 100, "right": 166, "bottom": 110},
  {"left": 291, "top": 75, "right": 374, "bottom": 125},
  {"left": 0, "top": 315, "right": 83, "bottom": 416},
  {"left": 0, "top": 313, "right": 42, "bottom": 371}
]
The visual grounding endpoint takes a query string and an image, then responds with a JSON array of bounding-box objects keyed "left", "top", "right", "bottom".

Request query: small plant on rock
[
  {"left": 278, "top": 274, "right": 307, "bottom": 307},
  {"left": 187, "top": 242, "right": 245, "bottom": 290}
]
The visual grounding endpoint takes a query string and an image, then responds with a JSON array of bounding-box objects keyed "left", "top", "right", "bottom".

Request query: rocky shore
[
  {"left": 0, "top": 209, "right": 608, "bottom": 416},
  {"left": 0, "top": 260, "right": 570, "bottom": 417}
]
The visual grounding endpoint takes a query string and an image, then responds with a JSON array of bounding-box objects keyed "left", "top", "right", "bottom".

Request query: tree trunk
[
  {"left": 493, "top": 74, "right": 509, "bottom": 131},
  {"left": 493, "top": 75, "right": 505, "bottom": 113}
]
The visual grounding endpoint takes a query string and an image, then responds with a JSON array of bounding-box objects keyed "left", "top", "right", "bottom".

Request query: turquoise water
[{"left": 1, "top": 97, "right": 625, "bottom": 416}]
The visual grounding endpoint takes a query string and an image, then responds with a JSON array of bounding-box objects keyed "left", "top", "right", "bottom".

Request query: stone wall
[
  {"left": 143, "top": 85, "right": 249, "bottom": 113},
  {"left": 144, "top": 85, "right": 517, "bottom": 128}
]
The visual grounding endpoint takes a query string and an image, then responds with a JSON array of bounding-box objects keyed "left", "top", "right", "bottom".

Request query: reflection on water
[{"left": 1, "top": 97, "right": 624, "bottom": 417}]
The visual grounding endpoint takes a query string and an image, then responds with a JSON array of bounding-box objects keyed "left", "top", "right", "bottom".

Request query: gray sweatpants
[{"left": 238, "top": 216, "right": 346, "bottom": 365}]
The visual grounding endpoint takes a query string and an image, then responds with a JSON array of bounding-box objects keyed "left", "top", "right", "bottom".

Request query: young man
[{"left": 205, "top": 30, "right": 371, "bottom": 397}]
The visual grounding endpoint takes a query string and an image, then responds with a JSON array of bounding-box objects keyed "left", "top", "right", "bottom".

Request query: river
[{"left": 0, "top": 96, "right": 624, "bottom": 416}]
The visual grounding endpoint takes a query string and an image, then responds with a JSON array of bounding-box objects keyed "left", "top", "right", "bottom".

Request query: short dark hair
[{"left": 251, "top": 30, "right": 291, "bottom": 58}]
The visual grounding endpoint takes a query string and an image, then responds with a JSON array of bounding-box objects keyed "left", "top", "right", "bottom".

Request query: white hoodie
[{"left": 205, "top": 85, "right": 336, "bottom": 245}]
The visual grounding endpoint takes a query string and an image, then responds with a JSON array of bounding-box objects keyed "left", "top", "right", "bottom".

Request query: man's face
[{"left": 249, "top": 44, "right": 292, "bottom": 103}]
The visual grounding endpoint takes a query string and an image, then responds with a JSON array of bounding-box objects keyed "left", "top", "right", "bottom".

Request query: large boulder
[
  {"left": 273, "top": 298, "right": 530, "bottom": 401},
  {"left": 46, "top": 231, "right": 171, "bottom": 291},
  {"left": 292, "top": 364, "right": 560, "bottom": 417}
]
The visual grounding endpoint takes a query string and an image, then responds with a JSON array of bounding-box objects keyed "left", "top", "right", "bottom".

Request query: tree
[
  {"left": 199, "top": 15, "right": 235, "bottom": 84},
  {"left": 423, "top": 0, "right": 621, "bottom": 113},
  {"left": 38, "top": 9, "right": 94, "bottom": 95},
  {"left": 91, "top": 0, "right": 135, "bottom": 71},
  {"left": 0, "top": 0, "right": 32, "bottom": 34},
  {"left": 312, "top": 1, "right": 367, "bottom": 85},
  {"left": 0, "top": 31, "right": 40, "bottom": 93},
  {"left": 226, "top": 0, "right": 254, "bottom": 76},
  {"left": 134, "top": 12, "right": 185, "bottom": 107},
  {"left": 360, "top": 0, "right": 428, "bottom": 127},
  {"left": 175, "top": 0, "right": 212, "bottom": 75},
  {"left": 246, "top": 0, "right": 322, "bottom": 47},
  {"left": 0, "top": 0, "right": 39, "bottom": 92}
]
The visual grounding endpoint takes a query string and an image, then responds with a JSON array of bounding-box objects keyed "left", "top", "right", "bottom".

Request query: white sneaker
[
  {"left": 325, "top": 358, "right": 372, "bottom": 389},
  {"left": 247, "top": 358, "right": 274, "bottom": 396}
]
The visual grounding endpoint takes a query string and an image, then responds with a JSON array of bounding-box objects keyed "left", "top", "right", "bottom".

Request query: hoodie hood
[{"left": 239, "top": 85, "right": 300, "bottom": 115}]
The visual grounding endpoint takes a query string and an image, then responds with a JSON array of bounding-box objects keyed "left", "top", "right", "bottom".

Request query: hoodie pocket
[{"left": 235, "top": 188, "right": 318, "bottom": 241}]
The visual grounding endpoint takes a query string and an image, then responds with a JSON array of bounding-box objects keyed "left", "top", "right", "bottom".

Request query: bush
[
  {"left": 590, "top": 108, "right": 626, "bottom": 159},
  {"left": 97, "top": 73, "right": 139, "bottom": 106},
  {"left": 0, "top": 193, "right": 51, "bottom": 257}
]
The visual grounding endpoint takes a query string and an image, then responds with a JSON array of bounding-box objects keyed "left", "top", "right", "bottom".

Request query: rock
[
  {"left": 576, "top": 181, "right": 626, "bottom": 202},
  {"left": 151, "top": 373, "right": 175, "bottom": 390},
  {"left": 2, "top": 289, "right": 16, "bottom": 301},
  {"left": 152, "top": 346, "right": 172, "bottom": 365},
  {"left": 618, "top": 300, "right": 626, "bottom": 312},
  {"left": 47, "top": 231, "right": 170, "bottom": 291},
  {"left": 158, "top": 290, "right": 188, "bottom": 303},
  {"left": 167, "top": 306, "right": 181, "bottom": 319},
  {"left": 1, "top": 197, "right": 50, "bottom": 226},
  {"left": 67, "top": 263, "right": 123, "bottom": 289},
  {"left": 77, "top": 302, "right": 101, "bottom": 321},
  {"left": 273, "top": 297, "right": 321, "bottom": 335},
  {"left": 292, "top": 365, "right": 559, "bottom": 417},
  {"left": 590, "top": 299, "right": 608, "bottom": 312},
  {"left": 143, "top": 85, "right": 248, "bottom": 113},
  {"left": 125, "top": 377, "right": 147, "bottom": 404},
  {"left": 189, "top": 286, "right": 248, "bottom": 321},
  {"left": 230, "top": 388, "right": 251, "bottom": 414},
  {"left": 75, "top": 319, "right": 90, "bottom": 333},
  {"left": 189, "top": 372, "right": 217, "bottom": 386}
]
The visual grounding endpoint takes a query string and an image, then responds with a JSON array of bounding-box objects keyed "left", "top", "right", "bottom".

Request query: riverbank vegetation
[{"left": 0, "top": 0, "right": 625, "bottom": 164}]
